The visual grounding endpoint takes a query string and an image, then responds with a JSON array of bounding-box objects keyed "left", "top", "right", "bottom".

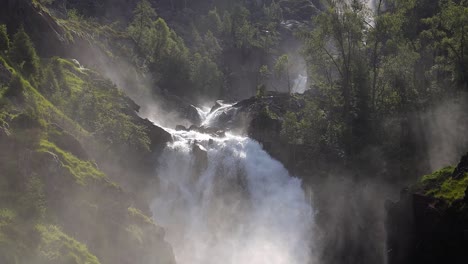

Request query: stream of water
[{"left": 150, "top": 105, "right": 316, "bottom": 264}]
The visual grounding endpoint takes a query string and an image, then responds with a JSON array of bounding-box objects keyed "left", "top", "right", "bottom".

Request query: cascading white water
[
  {"left": 292, "top": 73, "right": 308, "bottom": 94},
  {"left": 150, "top": 106, "right": 315, "bottom": 264}
]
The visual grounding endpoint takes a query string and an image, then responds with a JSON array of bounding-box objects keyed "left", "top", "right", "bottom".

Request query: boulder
[{"left": 138, "top": 118, "right": 172, "bottom": 153}]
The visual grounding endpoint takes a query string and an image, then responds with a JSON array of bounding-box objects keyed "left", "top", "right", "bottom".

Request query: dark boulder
[{"left": 138, "top": 118, "right": 172, "bottom": 153}]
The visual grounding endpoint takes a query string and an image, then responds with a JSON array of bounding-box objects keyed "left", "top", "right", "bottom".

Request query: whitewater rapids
[{"left": 150, "top": 105, "right": 316, "bottom": 264}]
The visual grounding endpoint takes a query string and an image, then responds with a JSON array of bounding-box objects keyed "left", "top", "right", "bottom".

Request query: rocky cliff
[{"left": 386, "top": 153, "right": 468, "bottom": 264}]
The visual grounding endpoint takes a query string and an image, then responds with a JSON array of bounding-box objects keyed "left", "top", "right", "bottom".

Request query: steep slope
[{"left": 0, "top": 39, "right": 175, "bottom": 264}]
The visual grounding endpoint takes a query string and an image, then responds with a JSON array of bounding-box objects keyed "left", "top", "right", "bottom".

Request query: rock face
[
  {"left": 0, "top": 111, "right": 177, "bottom": 264},
  {"left": 386, "top": 154, "right": 468, "bottom": 264},
  {"left": 453, "top": 153, "right": 468, "bottom": 179},
  {"left": 49, "top": 123, "right": 89, "bottom": 160}
]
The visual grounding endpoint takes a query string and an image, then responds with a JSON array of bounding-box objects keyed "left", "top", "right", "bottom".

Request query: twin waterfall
[{"left": 149, "top": 104, "right": 315, "bottom": 264}]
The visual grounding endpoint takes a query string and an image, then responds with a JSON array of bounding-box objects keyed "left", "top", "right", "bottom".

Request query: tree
[
  {"left": 231, "top": 5, "right": 258, "bottom": 50},
  {"left": 274, "top": 54, "right": 291, "bottom": 93},
  {"left": 0, "top": 24, "right": 9, "bottom": 52},
  {"left": 150, "top": 18, "right": 170, "bottom": 61},
  {"left": 190, "top": 53, "right": 223, "bottom": 99},
  {"left": 422, "top": 0, "right": 468, "bottom": 91},
  {"left": 302, "top": 0, "right": 370, "bottom": 155},
  {"left": 9, "top": 27, "right": 40, "bottom": 79},
  {"left": 4, "top": 74, "right": 25, "bottom": 101},
  {"left": 127, "top": 0, "right": 157, "bottom": 48},
  {"left": 203, "top": 30, "right": 222, "bottom": 59},
  {"left": 206, "top": 7, "right": 223, "bottom": 36}
]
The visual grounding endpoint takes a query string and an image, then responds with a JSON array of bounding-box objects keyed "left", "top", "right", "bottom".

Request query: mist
[
  {"left": 151, "top": 120, "right": 316, "bottom": 264},
  {"left": 420, "top": 96, "right": 468, "bottom": 171}
]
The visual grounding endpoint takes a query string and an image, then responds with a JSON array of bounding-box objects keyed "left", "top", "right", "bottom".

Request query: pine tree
[
  {"left": 0, "top": 24, "right": 10, "bottom": 52},
  {"left": 9, "top": 26, "right": 40, "bottom": 79},
  {"left": 128, "top": 0, "right": 157, "bottom": 48}
]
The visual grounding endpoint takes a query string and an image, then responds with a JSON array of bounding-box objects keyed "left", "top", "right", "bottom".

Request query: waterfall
[
  {"left": 150, "top": 105, "right": 316, "bottom": 264},
  {"left": 292, "top": 74, "right": 308, "bottom": 94}
]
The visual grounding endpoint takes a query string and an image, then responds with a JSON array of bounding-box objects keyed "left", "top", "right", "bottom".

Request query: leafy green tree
[
  {"left": 0, "top": 24, "right": 10, "bottom": 52},
  {"left": 154, "top": 31, "right": 192, "bottom": 95},
  {"left": 258, "top": 64, "right": 270, "bottom": 88},
  {"left": 203, "top": 30, "right": 222, "bottom": 59},
  {"left": 206, "top": 7, "right": 223, "bottom": 36},
  {"left": 150, "top": 18, "right": 171, "bottom": 61},
  {"left": 127, "top": 0, "right": 157, "bottom": 48},
  {"left": 9, "top": 27, "right": 40, "bottom": 79},
  {"left": 222, "top": 10, "right": 232, "bottom": 36},
  {"left": 422, "top": 0, "right": 468, "bottom": 91},
  {"left": 190, "top": 53, "right": 223, "bottom": 99},
  {"left": 302, "top": 0, "right": 371, "bottom": 155},
  {"left": 231, "top": 6, "right": 258, "bottom": 50},
  {"left": 4, "top": 74, "right": 25, "bottom": 101}
]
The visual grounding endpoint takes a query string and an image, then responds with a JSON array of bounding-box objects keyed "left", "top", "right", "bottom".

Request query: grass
[
  {"left": 415, "top": 166, "right": 468, "bottom": 204},
  {"left": 128, "top": 207, "right": 155, "bottom": 226},
  {"left": 38, "top": 139, "right": 105, "bottom": 186},
  {"left": 36, "top": 225, "right": 101, "bottom": 264}
]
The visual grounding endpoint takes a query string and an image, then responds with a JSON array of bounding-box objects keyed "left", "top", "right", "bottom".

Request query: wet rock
[
  {"left": 137, "top": 118, "right": 172, "bottom": 153},
  {"left": 386, "top": 153, "right": 468, "bottom": 264},
  {"left": 210, "top": 100, "right": 224, "bottom": 113},
  {"left": 161, "top": 91, "right": 202, "bottom": 125},
  {"left": 453, "top": 152, "right": 468, "bottom": 179},
  {"left": 189, "top": 125, "right": 225, "bottom": 137},
  {"left": 175, "top": 125, "right": 188, "bottom": 131}
]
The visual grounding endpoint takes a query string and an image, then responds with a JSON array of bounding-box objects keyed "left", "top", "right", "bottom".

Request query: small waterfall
[
  {"left": 292, "top": 74, "right": 308, "bottom": 94},
  {"left": 150, "top": 105, "right": 316, "bottom": 264}
]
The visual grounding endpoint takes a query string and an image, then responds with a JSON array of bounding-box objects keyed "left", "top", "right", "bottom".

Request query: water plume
[{"left": 150, "top": 106, "right": 316, "bottom": 264}]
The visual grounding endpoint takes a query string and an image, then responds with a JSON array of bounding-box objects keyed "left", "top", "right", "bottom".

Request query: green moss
[
  {"left": 415, "top": 166, "right": 468, "bottom": 203},
  {"left": 38, "top": 139, "right": 105, "bottom": 185},
  {"left": 36, "top": 225, "right": 101, "bottom": 264},
  {"left": 128, "top": 207, "right": 155, "bottom": 226}
]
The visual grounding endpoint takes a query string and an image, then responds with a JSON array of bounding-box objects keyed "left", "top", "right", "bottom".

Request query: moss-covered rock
[
  {"left": 414, "top": 166, "right": 468, "bottom": 204},
  {"left": 386, "top": 153, "right": 468, "bottom": 264},
  {"left": 36, "top": 225, "right": 101, "bottom": 264}
]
